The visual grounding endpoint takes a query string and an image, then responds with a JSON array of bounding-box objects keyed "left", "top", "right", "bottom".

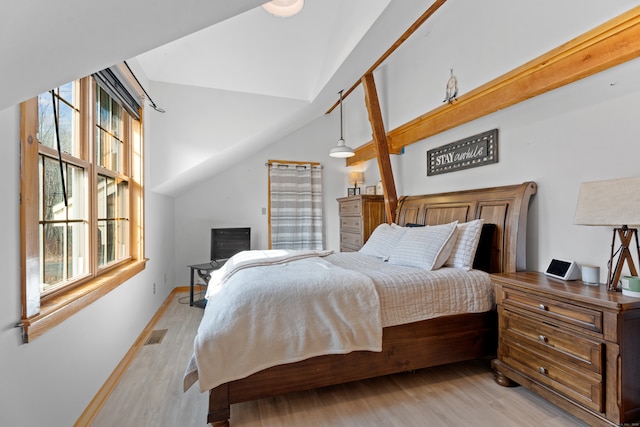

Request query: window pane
[
  {"left": 95, "top": 86, "right": 124, "bottom": 173},
  {"left": 112, "top": 101, "right": 121, "bottom": 139},
  {"left": 117, "top": 180, "right": 129, "bottom": 259},
  {"left": 106, "top": 177, "right": 116, "bottom": 218},
  {"left": 99, "top": 88, "right": 110, "bottom": 130},
  {"left": 37, "top": 83, "right": 80, "bottom": 156},
  {"left": 117, "top": 181, "right": 128, "bottom": 218},
  {"left": 58, "top": 82, "right": 75, "bottom": 105},
  {"left": 97, "top": 220, "right": 107, "bottom": 267},
  {"left": 57, "top": 100, "right": 76, "bottom": 154},
  {"left": 37, "top": 94, "right": 55, "bottom": 150},
  {"left": 66, "top": 164, "right": 85, "bottom": 221},
  {"left": 97, "top": 175, "right": 107, "bottom": 219},
  {"left": 107, "top": 220, "right": 115, "bottom": 263},
  {"left": 42, "top": 156, "right": 65, "bottom": 221},
  {"left": 67, "top": 222, "right": 86, "bottom": 279},
  {"left": 117, "top": 219, "right": 129, "bottom": 259},
  {"left": 97, "top": 175, "right": 127, "bottom": 267},
  {"left": 42, "top": 223, "right": 64, "bottom": 289}
]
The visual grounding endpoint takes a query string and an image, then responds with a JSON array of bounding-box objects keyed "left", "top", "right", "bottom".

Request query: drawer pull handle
[
  {"left": 538, "top": 304, "right": 547, "bottom": 311},
  {"left": 538, "top": 335, "right": 548, "bottom": 343},
  {"left": 538, "top": 367, "right": 548, "bottom": 375}
]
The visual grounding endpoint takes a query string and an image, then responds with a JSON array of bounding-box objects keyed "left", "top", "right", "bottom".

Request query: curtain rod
[
  {"left": 123, "top": 61, "right": 165, "bottom": 113},
  {"left": 265, "top": 161, "right": 322, "bottom": 169}
]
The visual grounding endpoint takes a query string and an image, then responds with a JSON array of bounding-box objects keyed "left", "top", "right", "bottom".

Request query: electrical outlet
[
  {"left": 153, "top": 282, "right": 156, "bottom": 294},
  {"left": 261, "top": 207, "right": 267, "bottom": 215}
]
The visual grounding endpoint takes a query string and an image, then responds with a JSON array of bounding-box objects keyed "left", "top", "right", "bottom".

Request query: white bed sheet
[{"left": 324, "top": 252, "right": 495, "bottom": 327}]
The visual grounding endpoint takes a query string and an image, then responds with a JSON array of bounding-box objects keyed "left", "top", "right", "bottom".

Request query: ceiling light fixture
[
  {"left": 329, "top": 90, "right": 355, "bottom": 158},
  {"left": 262, "top": 0, "right": 304, "bottom": 17}
]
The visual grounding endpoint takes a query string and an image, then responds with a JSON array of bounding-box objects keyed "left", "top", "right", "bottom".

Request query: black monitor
[{"left": 211, "top": 227, "right": 250, "bottom": 261}]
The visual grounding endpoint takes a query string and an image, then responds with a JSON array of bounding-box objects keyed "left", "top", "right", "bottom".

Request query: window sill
[{"left": 21, "top": 259, "right": 148, "bottom": 343}]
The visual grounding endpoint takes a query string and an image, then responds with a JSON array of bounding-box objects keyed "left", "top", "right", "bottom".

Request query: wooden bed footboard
[
  {"left": 206, "top": 181, "right": 537, "bottom": 426},
  {"left": 208, "top": 311, "right": 497, "bottom": 425}
]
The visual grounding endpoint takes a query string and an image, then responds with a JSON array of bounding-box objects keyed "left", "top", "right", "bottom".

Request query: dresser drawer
[
  {"left": 501, "top": 310, "right": 603, "bottom": 374},
  {"left": 502, "top": 339, "right": 604, "bottom": 413},
  {"left": 502, "top": 288, "right": 602, "bottom": 334},
  {"left": 340, "top": 232, "right": 362, "bottom": 250},
  {"left": 340, "top": 216, "right": 362, "bottom": 232},
  {"left": 339, "top": 199, "right": 362, "bottom": 216}
]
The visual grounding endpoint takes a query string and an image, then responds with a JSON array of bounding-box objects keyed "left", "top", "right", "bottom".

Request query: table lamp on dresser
[{"left": 574, "top": 176, "right": 640, "bottom": 291}]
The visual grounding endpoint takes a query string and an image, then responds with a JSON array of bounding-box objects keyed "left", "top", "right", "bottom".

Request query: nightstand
[
  {"left": 188, "top": 259, "right": 227, "bottom": 308},
  {"left": 491, "top": 272, "right": 640, "bottom": 426}
]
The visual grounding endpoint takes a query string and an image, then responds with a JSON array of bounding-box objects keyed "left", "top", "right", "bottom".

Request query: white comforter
[{"left": 184, "top": 250, "right": 382, "bottom": 393}]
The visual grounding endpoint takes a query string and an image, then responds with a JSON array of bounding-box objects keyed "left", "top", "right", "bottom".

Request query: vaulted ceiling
[{"left": 2, "top": 0, "right": 434, "bottom": 196}]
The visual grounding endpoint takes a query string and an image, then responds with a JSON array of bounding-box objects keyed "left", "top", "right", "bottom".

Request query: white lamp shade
[
  {"left": 262, "top": 0, "right": 304, "bottom": 17},
  {"left": 349, "top": 171, "right": 364, "bottom": 185},
  {"left": 574, "top": 176, "right": 640, "bottom": 226},
  {"left": 329, "top": 139, "right": 354, "bottom": 158}
]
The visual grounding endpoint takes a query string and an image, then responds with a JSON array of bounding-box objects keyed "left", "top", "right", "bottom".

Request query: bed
[{"left": 186, "top": 181, "right": 537, "bottom": 426}]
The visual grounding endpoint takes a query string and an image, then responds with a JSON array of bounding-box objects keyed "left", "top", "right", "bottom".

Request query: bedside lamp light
[
  {"left": 574, "top": 177, "right": 640, "bottom": 291},
  {"left": 349, "top": 171, "right": 364, "bottom": 194}
]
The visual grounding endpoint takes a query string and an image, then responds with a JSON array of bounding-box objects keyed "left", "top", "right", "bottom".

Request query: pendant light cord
[
  {"left": 123, "top": 61, "right": 165, "bottom": 113},
  {"left": 339, "top": 90, "right": 344, "bottom": 140}
]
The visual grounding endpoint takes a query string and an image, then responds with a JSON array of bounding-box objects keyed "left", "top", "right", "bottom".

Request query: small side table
[{"left": 188, "top": 259, "right": 228, "bottom": 308}]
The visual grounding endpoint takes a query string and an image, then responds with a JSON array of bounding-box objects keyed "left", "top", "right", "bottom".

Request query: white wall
[{"left": 0, "top": 99, "right": 176, "bottom": 426}]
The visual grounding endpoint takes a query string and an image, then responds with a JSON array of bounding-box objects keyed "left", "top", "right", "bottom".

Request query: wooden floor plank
[{"left": 90, "top": 293, "right": 587, "bottom": 427}]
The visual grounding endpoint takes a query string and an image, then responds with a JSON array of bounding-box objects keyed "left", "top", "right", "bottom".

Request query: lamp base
[{"left": 607, "top": 226, "right": 640, "bottom": 291}]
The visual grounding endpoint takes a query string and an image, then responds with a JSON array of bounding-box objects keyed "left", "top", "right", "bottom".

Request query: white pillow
[
  {"left": 359, "top": 223, "right": 406, "bottom": 260},
  {"left": 389, "top": 221, "right": 458, "bottom": 270},
  {"left": 445, "top": 219, "right": 485, "bottom": 270}
]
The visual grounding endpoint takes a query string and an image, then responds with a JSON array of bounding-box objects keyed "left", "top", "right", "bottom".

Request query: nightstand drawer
[
  {"left": 340, "top": 216, "right": 362, "bottom": 232},
  {"left": 501, "top": 310, "right": 603, "bottom": 374},
  {"left": 502, "top": 339, "right": 603, "bottom": 413},
  {"left": 502, "top": 288, "right": 602, "bottom": 334}
]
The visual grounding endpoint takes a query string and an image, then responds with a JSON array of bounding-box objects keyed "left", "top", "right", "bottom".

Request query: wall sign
[{"left": 427, "top": 129, "right": 498, "bottom": 176}]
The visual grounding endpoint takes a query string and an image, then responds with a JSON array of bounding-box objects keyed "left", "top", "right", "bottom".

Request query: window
[{"left": 20, "top": 72, "right": 145, "bottom": 342}]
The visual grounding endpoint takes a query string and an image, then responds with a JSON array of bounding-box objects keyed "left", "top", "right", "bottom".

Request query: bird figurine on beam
[{"left": 443, "top": 68, "right": 458, "bottom": 104}]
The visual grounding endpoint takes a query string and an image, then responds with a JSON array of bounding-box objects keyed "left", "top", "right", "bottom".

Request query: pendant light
[{"left": 329, "top": 90, "right": 355, "bottom": 158}]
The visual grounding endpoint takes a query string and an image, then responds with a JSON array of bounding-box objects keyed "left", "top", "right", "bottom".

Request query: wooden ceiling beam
[
  {"left": 362, "top": 72, "right": 397, "bottom": 223},
  {"left": 347, "top": 5, "right": 640, "bottom": 166}
]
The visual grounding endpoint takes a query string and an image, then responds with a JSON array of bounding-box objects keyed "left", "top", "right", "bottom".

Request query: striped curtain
[{"left": 269, "top": 162, "right": 323, "bottom": 250}]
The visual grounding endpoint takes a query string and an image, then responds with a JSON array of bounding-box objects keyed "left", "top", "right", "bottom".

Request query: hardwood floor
[{"left": 89, "top": 292, "right": 587, "bottom": 427}]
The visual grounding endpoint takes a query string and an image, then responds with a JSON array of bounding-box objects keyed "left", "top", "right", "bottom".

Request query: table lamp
[
  {"left": 349, "top": 171, "right": 364, "bottom": 195},
  {"left": 574, "top": 177, "right": 640, "bottom": 291}
]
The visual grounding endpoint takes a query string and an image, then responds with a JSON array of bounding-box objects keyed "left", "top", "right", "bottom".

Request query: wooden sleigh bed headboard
[{"left": 395, "top": 181, "right": 537, "bottom": 274}]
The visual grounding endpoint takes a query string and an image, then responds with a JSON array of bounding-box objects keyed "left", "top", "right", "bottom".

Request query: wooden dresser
[
  {"left": 491, "top": 272, "right": 640, "bottom": 426},
  {"left": 337, "top": 195, "right": 385, "bottom": 252}
]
